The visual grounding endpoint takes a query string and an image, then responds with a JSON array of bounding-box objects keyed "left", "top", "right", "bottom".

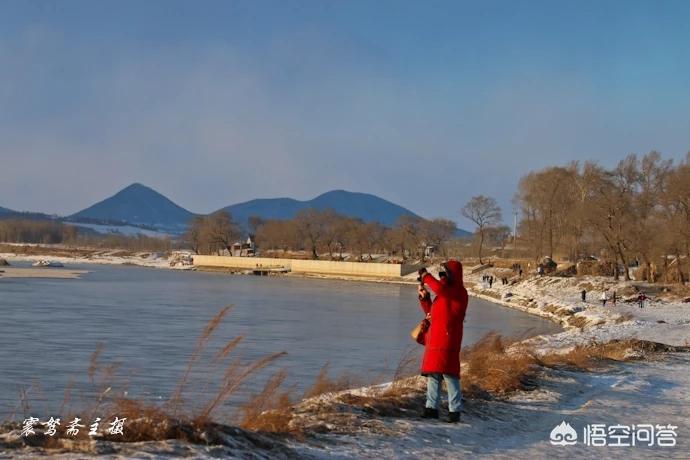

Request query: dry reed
[
  {"left": 168, "top": 305, "right": 233, "bottom": 415},
  {"left": 239, "top": 369, "right": 295, "bottom": 434}
]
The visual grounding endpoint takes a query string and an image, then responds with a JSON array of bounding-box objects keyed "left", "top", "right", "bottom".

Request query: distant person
[
  {"left": 638, "top": 292, "right": 647, "bottom": 309},
  {"left": 612, "top": 291, "right": 617, "bottom": 306},
  {"left": 600, "top": 290, "right": 608, "bottom": 307},
  {"left": 416, "top": 261, "right": 469, "bottom": 423},
  {"left": 519, "top": 268, "right": 523, "bottom": 277},
  {"left": 581, "top": 289, "right": 587, "bottom": 302},
  {"left": 489, "top": 276, "right": 494, "bottom": 288}
]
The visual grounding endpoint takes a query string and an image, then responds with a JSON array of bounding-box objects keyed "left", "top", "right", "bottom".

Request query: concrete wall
[{"left": 192, "top": 255, "right": 414, "bottom": 278}]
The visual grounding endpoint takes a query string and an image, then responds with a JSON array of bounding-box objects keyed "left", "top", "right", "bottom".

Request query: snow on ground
[
  {"left": 278, "top": 269, "right": 690, "bottom": 459},
  {"left": 2, "top": 261, "right": 689, "bottom": 458},
  {"left": 461, "top": 269, "right": 690, "bottom": 350},
  {"left": 67, "top": 222, "right": 173, "bottom": 238},
  {"left": 0, "top": 250, "right": 172, "bottom": 269},
  {"left": 282, "top": 354, "right": 690, "bottom": 459},
  {"left": 10, "top": 355, "right": 685, "bottom": 459}
]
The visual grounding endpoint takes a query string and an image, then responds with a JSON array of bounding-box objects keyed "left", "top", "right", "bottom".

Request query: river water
[{"left": 0, "top": 263, "right": 560, "bottom": 420}]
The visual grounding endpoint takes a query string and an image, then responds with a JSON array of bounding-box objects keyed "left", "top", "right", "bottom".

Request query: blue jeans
[{"left": 425, "top": 373, "right": 462, "bottom": 412}]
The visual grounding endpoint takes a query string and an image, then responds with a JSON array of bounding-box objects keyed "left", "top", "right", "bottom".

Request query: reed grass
[{"left": 6, "top": 316, "right": 676, "bottom": 452}]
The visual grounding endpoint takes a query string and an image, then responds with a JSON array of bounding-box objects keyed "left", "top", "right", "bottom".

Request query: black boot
[
  {"left": 421, "top": 408, "right": 439, "bottom": 419},
  {"left": 447, "top": 411, "right": 460, "bottom": 423}
]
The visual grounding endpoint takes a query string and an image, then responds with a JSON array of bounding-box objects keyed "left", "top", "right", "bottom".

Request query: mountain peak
[
  {"left": 221, "top": 189, "right": 420, "bottom": 227},
  {"left": 314, "top": 189, "right": 361, "bottom": 198},
  {"left": 119, "top": 182, "right": 157, "bottom": 194},
  {"left": 69, "top": 183, "right": 194, "bottom": 229}
]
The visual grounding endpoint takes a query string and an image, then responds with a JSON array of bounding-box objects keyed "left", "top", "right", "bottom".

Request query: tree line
[
  {"left": 0, "top": 219, "right": 172, "bottom": 252},
  {"left": 0, "top": 219, "right": 78, "bottom": 245},
  {"left": 513, "top": 152, "right": 690, "bottom": 282},
  {"left": 185, "top": 209, "right": 459, "bottom": 261}
]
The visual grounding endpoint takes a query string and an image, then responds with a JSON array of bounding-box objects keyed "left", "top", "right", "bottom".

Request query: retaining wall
[{"left": 192, "top": 255, "right": 417, "bottom": 278}]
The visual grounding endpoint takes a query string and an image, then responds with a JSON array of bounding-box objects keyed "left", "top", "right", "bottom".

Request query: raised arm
[
  {"left": 419, "top": 291, "right": 432, "bottom": 314},
  {"left": 421, "top": 272, "right": 446, "bottom": 297}
]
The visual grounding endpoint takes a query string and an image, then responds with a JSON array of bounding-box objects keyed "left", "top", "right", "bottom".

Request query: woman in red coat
[{"left": 417, "top": 260, "right": 469, "bottom": 423}]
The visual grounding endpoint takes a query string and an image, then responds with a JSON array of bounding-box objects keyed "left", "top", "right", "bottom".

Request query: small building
[
  {"left": 423, "top": 244, "right": 437, "bottom": 259},
  {"left": 231, "top": 237, "right": 256, "bottom": 257}
]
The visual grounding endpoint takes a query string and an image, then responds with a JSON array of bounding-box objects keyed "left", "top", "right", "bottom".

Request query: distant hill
[
  {"left": 220, "top": 190, "right": 423, "bottom": 228},
  {"left": 68, "top": 183, "right": 195, "bottom": 233},
  {"left": 4, "top": 185, "right": 471, "bottom": 237},
  {"left": 0, "top": 205, "right": 55, "bottom": 221}
]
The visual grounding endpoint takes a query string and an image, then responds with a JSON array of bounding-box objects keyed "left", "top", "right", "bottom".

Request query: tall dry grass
[
  {"left": 239, "top": 369, "right": 294, "bottom": 434},
  {"left": 302, "top": 363, "right": 361, "bottom": 400},
  {"left": 9, "top": 314, "right": 679, "bottom": 450},
  {"left": 461, "top": 332, "right": 538, "bottom": 397},
  {"left": 168, "top": 305, "right": 233, "bottom": 415},
  {"left": 8, "top": 305, "right": 292, "bottom": 447}
]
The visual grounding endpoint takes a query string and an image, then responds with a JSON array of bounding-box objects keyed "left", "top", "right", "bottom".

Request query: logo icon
[{"left": 550, "top": 421, "right": 578, "bottom": 446}]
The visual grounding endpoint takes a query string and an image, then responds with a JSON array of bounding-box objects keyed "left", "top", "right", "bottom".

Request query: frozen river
[{"left": 0, "top": 263, "right": 560, "bottom": 419}]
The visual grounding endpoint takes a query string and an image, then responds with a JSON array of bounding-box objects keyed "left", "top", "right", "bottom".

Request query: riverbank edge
[
  {"left": 3, "top": 251, "right": 689, "bottom": 458},
  {"left": 0, "top": 249, "right": 611, "bottom": 333}
]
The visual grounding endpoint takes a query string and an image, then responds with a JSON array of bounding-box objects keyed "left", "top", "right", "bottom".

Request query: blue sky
[{"left": 1, "top": 0, "right": 689, "bottom": 228}]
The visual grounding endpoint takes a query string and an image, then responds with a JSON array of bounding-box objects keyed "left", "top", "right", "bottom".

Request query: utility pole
[{"left": 513, "top": 210, "right": 518, "bottom": 250}]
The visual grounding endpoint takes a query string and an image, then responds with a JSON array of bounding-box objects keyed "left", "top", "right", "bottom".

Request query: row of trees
[
  {"left": 514, "top": 152, "right": 690, "bottom": 282},
  {"left": 0, "top": 219, "right": 78, "bottom": 244},
  {"left": 256, "top": 210, "right": 458, "bottom": 261},
  {"left": 185, "top": 212, "right": 242, "bottom": 255},
  {"left": 0, "top": 218, "right": 173, "bottom": 252},
  {"left": 186, "top": 208, "right": 459, "bottom": 261}
]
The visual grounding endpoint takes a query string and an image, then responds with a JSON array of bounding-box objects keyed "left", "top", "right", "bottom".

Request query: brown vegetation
[
  {"left": 252, "top": 210, "right": 458, "bottom": 261},
  {"left": 0, "top": 219, "right": 77, "bottom": 244},
  {"left": 301, "top": 364, "right": 360, "bottom": 400},
  {"left": 185, "top": 212, "right": 242, "bottom": 255},
  {"left": 7, "top": 320, "right": 686, "bottom": 452},
  {"left": 536, "top": 339, "right": 688, "bottom": 370},
  {"left": 515, "top": 152, "right": 690, "bottom": 284},
  {"left": 0, "top": 218, "right": 174, "bottom": 252},
  {"left": 7, "top": 306, "right": 289, "bottom": 450},
  {"left": 461, "top": 333, "right": 539, "bottom": 396},
  {"left": 239, "top": 369, "right": 294, "bottom": 434},
  {"left": 461, "top": 195, "right": 503, "bottom": 264}
]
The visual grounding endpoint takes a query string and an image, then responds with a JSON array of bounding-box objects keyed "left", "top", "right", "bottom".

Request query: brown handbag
[{"left": 410, "top": 318, "right": 430, "bottom": 344}]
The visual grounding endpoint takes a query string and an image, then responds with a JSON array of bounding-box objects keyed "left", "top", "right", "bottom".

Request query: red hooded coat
[{"left": 418, "top": 260, "right": 469, "bottom": 377}]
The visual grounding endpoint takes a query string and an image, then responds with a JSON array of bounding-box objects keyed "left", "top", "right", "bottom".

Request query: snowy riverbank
[
  {"left": 2, "top": 257, "right": 689, "bottom": 458},
  {"left": 0, "top": 249, "right": 172, "bottom": 270},
  {"left": 286, "top": 270, "right": 690, "bottom": 458},
  {"left": 282, "top": 269, "right": 690, "bottom": 458}
]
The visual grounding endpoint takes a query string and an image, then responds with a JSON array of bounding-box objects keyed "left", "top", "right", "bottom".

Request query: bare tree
[
  {"left": 515, "top": 167, "right": 578, "bottom": 261},
  {"left": 185, "top": 212, "right": 241, "bottom": 255},
  {"left": 486, "top": 225, "right": 512, "bottom": 254},
  {"left": 664, "top": 152, "right": 690, "bottom": 280},
  {"left": 247, "top": 215, "right": 265, "bottom": 238},
  {"left": 184, "top": 216, "right": 206, "bottom": 254},
  {"left": 421, "top": 218, "right": 457, "bottom": 258},
  {"left": 295, "top": 209, "right": 329, "bottom": 259},
  {"left": 254, "top": 219, "right": 299, "bottom": 255},
  {"left": 391, "top": 215, "right": 425, "bottom": 261},
  {"left": 461, "top": 195, "right": 502, "bottom": 264}
]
